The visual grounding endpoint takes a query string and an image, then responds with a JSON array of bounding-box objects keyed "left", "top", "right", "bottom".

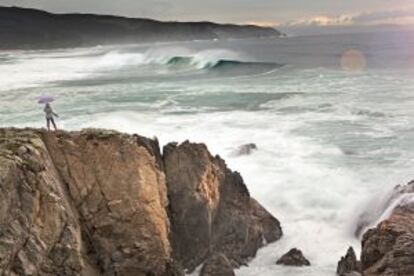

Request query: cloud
[
  {"left": 353, "top": 10, "right": 414, "bottom": 25},
  {"left": 278, "top": 9, "right": 414, "bottom": 28},
  {"left": 283, "top": 15, "right": 353, "bottom": 27}
]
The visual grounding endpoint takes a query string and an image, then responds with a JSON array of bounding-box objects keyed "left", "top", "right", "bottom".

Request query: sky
[{"left": 2, "top": 0, "right": 414, "bottom": 34}]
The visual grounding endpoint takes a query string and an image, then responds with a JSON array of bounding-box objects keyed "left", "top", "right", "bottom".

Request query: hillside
[{"left": 0, "top": 6, "right": 282, "bottom": 49}]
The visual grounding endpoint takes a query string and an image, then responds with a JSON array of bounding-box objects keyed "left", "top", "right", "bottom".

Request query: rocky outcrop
[
  {"left": 355, "top": 182, "right": 414, "bottom": 238},
  {"left": 230, "top": 143, "right": 258, "bottom": 157},
  {"left": 0, "top": 128, "right": 177, "bottom": 276},
  {"left": 0, "top": 128, "right": 282, "bottom": 275},
  {"left": 360, "top": 184, "right": 414, "bottom": 276},
  {"left": 0, "top": 129, "right": 98, "bottom": 276},
  {"left": 276, "top": 248, "right": 311, "bottom": 267},
  {"left": 200, "top": 254, "right": 235, "bottom": 276},
  {"left": 337, "top": 247, "right": 361, "bottom": 276},
  {"left": 43, "top": 130, "right": 176, "bottom": 275},
  {"left": 0, "top": 7, "right": 282, "bottom": 50},
  {"left": 164, "top": 141, "right": 282, "bottom": 271},
  {"left": 346, "top": 181, "right": 414, "bottom": 276}
]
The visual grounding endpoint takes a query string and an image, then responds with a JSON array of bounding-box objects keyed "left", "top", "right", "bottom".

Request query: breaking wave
[
  {"left": 95, "top": 49, "right": 283, "bottom": 72},
  {"left": 166, "top": 56, "right": 282, "bottom": 71}
]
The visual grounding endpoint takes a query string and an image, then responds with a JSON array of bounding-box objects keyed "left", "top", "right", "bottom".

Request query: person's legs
[
  {"left": 46, "top": 118, "right": 50, "bottom": 131},
  {"left": 51, "top": 118, "right": 58, "bottom": 131}
]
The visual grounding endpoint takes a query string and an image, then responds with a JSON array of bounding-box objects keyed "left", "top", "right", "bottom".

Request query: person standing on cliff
[{"left": 44, "top": 103, "right": 59, "bottom": 131}]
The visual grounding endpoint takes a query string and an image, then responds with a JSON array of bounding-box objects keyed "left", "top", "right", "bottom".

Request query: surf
[
  {"left": 94, "top": 48, "right": 283, "bottom": 73},
  {"left": 166, "top": 56, "right": 283, "bottom": 71}
]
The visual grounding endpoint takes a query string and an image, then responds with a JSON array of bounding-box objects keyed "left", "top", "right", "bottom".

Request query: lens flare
[{"left": 340, "top": 49, "right": 367, "bottom": 72}]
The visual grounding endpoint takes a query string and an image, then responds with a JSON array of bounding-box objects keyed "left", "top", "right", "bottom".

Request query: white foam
[
  {"left": 0, "top": 45, "right": 250, "bottom": 93},
  {"left": 0, "top": 49, "right": 101, "bottom": 91},
  {"left": 94, "top": 47, "right": 244, "bottom": 70}
]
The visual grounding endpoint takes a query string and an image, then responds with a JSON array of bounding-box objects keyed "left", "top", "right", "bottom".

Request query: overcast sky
[{"left": 2, "top": 0, "right": 414, "bottom": 33}]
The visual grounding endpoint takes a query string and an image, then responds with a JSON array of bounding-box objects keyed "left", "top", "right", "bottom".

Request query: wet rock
[
  {"left": 360, "top": 180, "right": 414, "bottom": 276},
  {"left": 164, "top": 141, "right": 282, "bottom": 271},
  {"left": 337, "top": 247, "right": 361, "bottom": 276},
  {"left": 231, "top": 143, "right": 258, "bottom": 156},
  {"left": 200, "top": 254, "right": 235, "bottom": 276},
  {"left": 276, "top": 248, "right": 310, "bottom": 267},
  {"left": 355, "top": 181, "right": 414, "bottom": 238}
]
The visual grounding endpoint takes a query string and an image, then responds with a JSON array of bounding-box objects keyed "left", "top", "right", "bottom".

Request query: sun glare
[{"left": 340, "top": 49, "right": 367, "bottom": 72}]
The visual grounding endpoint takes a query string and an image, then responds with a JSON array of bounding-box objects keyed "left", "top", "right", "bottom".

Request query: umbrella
[{"left": 38, "top": 95, "right": 54, "bottom": 104}]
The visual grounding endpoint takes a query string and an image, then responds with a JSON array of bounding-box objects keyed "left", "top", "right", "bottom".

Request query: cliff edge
[{"left": 0, "top": 128, "right": 282, "bottom": 275}]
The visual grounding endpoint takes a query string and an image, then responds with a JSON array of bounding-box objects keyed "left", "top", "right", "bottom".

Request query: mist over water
[{"left": 2, "top": 31, "right": 414, "bottom": 275}]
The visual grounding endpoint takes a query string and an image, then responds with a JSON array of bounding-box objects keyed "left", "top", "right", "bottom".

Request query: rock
[
  {"left": 355, "top": 181, "right": 414, "bottom": 238},
  {"left": 164, "top": 141, "right": 282, "bottom": 271},
  {"left": 337, "top": 247, "right": 361, "bottom": 276},
  {"left": 0, "top": 129, "right": 97, "bottom": 276},
  {"left": 0, "top": 128, "right": 180, "bottom": 276},
  {"left": 200, "top": 254, "right": 235, "bottom": 276},
  {"left": 360, "top": 180, "right": 414, "bottom": 276},
  {"left": 276, "top": 248, "right": 311, "bottom": 266},
  {"left": 231, "top": 143, "right": 258, "bottom": 156},
  {"left": 0, "top": 128, "right": 282, "bottom": 275},
  {"left": 43, "top": 130, "right": 176, "bottom": 276}
]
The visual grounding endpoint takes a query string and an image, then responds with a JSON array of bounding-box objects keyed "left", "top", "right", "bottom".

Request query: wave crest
[
  {"left": 95, "top": 48, "right": 282, "bottom": 72},
  {"left": 166, "top": 56, "right": 282, "bottom": 71}
]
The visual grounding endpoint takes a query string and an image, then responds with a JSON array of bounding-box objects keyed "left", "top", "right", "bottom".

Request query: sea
[{"left": 1, "top": 31, "right": 414, "bottom": 276}]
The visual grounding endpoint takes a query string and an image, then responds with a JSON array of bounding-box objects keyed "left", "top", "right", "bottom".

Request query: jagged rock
[
  {"left": 276, "top": 248, "right": 311, "bottom": 266},
  {"left": 355, "top": 181, "right": 414, "bottom": 238},
  {"left": 0, "top": 128, "right": 282, "bottom": 276},
  {"left": 360, "top": 181, "right": 414, "bottom": 276},
  {"left": 43, "top": 129, "right": 176, "bottom": 276},
  {"left": 164, "top": 141, "right": 282, "bottom": 271},
  {"left": 231, "top": 143, "right": 258, "bottom": 156},
  {"left": 200, "top": 254, "right": 235, "bottom": 276},
  {"left": 0, "top": 128, "right": 180, "bottom": 276},
  {"left": 0, "top": 129, "right": 98, "bottom": 276},
  {"left": 337, "top": 247, "right": 361, "bottom": 276}
]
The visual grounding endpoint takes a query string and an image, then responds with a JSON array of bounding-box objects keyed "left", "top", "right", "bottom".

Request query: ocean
[{"left": 2, "top": 31, "right": 414, "bottom": 275}]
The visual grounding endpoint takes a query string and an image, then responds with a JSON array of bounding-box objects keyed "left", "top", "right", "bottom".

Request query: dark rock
[
  {"left": 0, "top": 7, "right": 282, "bottom": 50},
  {"left": 133, "top": 133, "right": 164, "bottom": 170},
  {"left": 360, "top": 180, "right": 414, "bottom": 276},
  {"left": 200, "top": 254, "right": 235, "bottom": 276},
  {"left": 276, "top": 248, "right": 311, "bottom": 267},
  {"left": 231, "top": 143, "right": 258, "bottom": 156},
  {"left": 337, "top": 247, "right": 361, "bottom": 276},
  {"left": 163, "top": 141, "right": 282, "bottom": 271},
  {"left": 355, "top": 181, "right": 414, "bottom": 238}
]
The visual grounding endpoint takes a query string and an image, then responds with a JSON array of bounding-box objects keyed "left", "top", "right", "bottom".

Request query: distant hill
[{"left": 0, "top": 6, "right": 282, "bottom": 50}]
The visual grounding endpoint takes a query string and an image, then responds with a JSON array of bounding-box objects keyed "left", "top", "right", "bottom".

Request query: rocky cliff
[
  {"left": 0, "top": 7, "right": 282, "bottom": 50},
  {"left": 360, "top": 182, "right": 414, "bottom": 276},
  {"left": 0, "top": 128, "right": 282, "bottom": 275},
  {"left": 337, "top": 181, "right": 414, "bottom": 276},
  {"left": 164, "top": 142, "right": 282, "bottom": 271}
]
